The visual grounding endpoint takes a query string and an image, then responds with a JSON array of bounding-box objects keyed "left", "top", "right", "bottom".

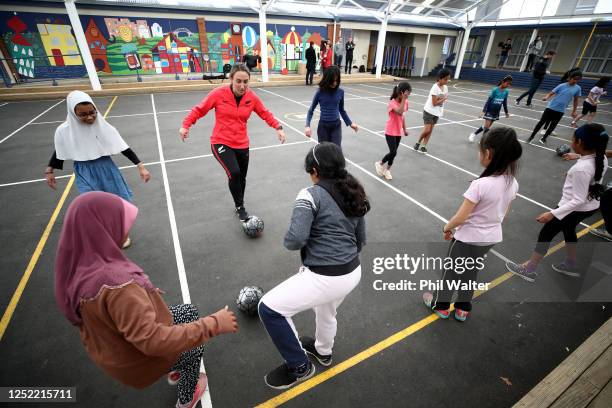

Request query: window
[
  {"left": 540, "top": 34, "right": 561, "bottom": 55},
  {"left": 504, "top": 33, "right": 530, "bottom": 68},
  {"left": 574, "top": 33, "right": 612, "bottom": 74}
]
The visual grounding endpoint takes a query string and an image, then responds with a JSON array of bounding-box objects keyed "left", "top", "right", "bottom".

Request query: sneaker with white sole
[
  {"left": 300, "top": 336, "right": 332, "bottom": 366},
  {"left": 264, "top": 362, "right": 315, "bottom": 390},
  {"left": 420, "top": 146, "right": 428, "bottom": 154},
  {"left": 422, "top": 292, "right": 449, "bottom": 319},
  {"left": 454, "top": 309, "right": 469, "bottom": 322},
  {"left": 590, "top": 227, "right": 612, "bottom": 241},
  {"left": 514, "top": 100, "right": 520, "bottom": 106},
  {"left": 374, "top": 161, "right": 385, "bottom": 177},
  {"left": 468, "top": 132, "right": 477, "bottom": 143},
  {"left": 538, "top": 138, "right": 548, "bottom": 145},
  {"left": 383, "top": 168, "right": 393, "bottom": 180},
  {"left": 413, "top": 142, "right": 420, "bottom": 151},
  {"left": 552, "top": 262, "right": 580, "bottom": 277},
  {"left": 176, "top": 374, "right": 207, "bottom": 408},
  {"left": 167, "top": 370, "right": 180, "bottom": 386},
  {"left": 506, "top": 261, "right": 537, "bottom": 282},
  {"left": 540, "top": 129, "right": 547, "bottom": 136}
]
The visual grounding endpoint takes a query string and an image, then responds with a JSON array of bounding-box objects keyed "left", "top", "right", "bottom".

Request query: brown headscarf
[{"left": 54, "top": 191, "right": 154, "bottom": 325}]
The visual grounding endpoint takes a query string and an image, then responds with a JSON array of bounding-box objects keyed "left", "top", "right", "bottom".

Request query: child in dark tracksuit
[
  {"left": 305, "top": 66, "right": 358, "bottom": 147},
  {"left": 469, "top": 76, "right": 512, "bottom": 143},
  {"left": 259, "top": 142, "right": 369, "bottom": 390}
]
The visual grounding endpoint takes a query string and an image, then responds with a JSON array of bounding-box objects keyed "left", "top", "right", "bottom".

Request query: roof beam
[
  {"left": 423, "top": 0, "right": 451, "bottom": 17},
  {"left": 346, "top": 0, "right": 384, "bottom": 22}
]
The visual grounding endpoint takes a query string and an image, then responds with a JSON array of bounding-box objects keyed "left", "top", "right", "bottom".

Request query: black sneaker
[
  {"left": 235, "top": 206, "right": 249, "bottom": 222},
  {"left": 264, "top": 362, "right": 315, "bottom": 390},
  {"left": 300, "top": 336, "right": 332, "bottom": 366},
  {"left": 538, "top": 138, "right": 548, "bottom": 145},
  {"left": 413, "top": 143, "right": 420, "bottom": 151},
  {"left": 526, "top": 104, "right": 533, "bottom": 108}
]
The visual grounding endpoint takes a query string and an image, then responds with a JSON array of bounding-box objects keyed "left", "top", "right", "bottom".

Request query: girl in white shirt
[
  {"left": 507, "top": 123, "right": 609, "bottom": 281},
  {"left": 571, "top": 77, "right": 609, "bottom": 127},
  {"left": 414, "top": 69, "right": 450, "bottom": 154},
  {"left": 424, "top": 127, "right": 522, "bottom": 322}
]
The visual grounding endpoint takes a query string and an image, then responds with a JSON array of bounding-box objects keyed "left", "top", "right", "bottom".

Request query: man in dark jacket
[
  {"left": 305, "top": 41, "right": 317, "bottom": 85},
  {"left": 242, "top": 53, "right": 262, "bottom": 71},
  {"left": 515, "top": 51, "right": 555, "bottom": 107},
  {"left": 345, "top": 37, "right": 355, "bottom": 74}
]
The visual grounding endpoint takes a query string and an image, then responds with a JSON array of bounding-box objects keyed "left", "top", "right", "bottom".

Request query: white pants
[{"left": 261, "top": 265, "right": 361, "bottom": 357}]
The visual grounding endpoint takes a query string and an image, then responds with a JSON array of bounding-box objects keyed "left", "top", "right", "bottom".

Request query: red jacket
[
  {"left": 182, "top": 86, "right": 280, "bottom": 149},
  {"left": 321, "top": 48, "right": 332, "bottom": 69}
]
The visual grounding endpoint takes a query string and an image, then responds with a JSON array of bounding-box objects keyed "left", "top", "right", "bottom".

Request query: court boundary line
[{"left": 0, "top": 99, "right": 64, "bottom": 144}]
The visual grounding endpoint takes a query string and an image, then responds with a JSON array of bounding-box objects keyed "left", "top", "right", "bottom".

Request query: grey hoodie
[{"left": 284, "top": 183, "right": 366, "bottom": 275}]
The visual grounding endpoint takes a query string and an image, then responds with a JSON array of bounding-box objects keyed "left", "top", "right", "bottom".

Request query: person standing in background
[
  {"left": 497, "top": 38, "right": 512, "bottom": 69},
  {"left": 524, "top": 36, "right": 542, "bottom": 72},
  {"left": 345, "top": 37, "right": 355, "bottom": 74},
  {"left": 305, "top": 41, "right": 317, "bottom": 86},
  {"left": 334, "top": 37, "right": 343, "bottom": 68}
]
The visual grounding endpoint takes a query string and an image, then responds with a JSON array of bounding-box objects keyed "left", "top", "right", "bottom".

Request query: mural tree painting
[{"left": 7, "top": 15, "right": 34, "bottom": 78}]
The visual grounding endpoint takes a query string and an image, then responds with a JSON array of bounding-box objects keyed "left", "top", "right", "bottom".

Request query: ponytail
[
  {"left": 334, "top": 172, "right": 370, "bottom": 217},
  {"left": 389, "top": 81, "right": 412, "bottom": 100}
]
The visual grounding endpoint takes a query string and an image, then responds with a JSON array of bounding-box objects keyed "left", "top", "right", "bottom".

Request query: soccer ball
[
  {"left": 236, "top": 286, "right": 264, "bottom": 316},
  {"left": 556, "top": 144, "right": 571, "bottom": 157},
  {"left": 242, "top": 215, "right": 264, "bottom": 238}
]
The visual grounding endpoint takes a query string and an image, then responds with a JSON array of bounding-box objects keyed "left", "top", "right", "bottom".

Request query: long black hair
[
  {"left": 305, "top": 142, "right": 370, "bottom": 217},
  {"left": 319, "top": 65, "right": 341, "bottom": 91},
  {"left": 574, "top": 123, "right": 609, "bottom": 200},
  {"left": 479, "top": 127, "right": 522, "bottom": 183},
  {"left": 595, "top": 76, "right": 610, "bottom": 88},
  {"left": 437, "top": 68, "right": 451, "bottom": 80},
  {"left": 390, "top": 81, "right": 411, "bottom": 100}
]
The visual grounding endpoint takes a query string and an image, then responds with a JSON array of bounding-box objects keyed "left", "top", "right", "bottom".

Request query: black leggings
[
  {"left": 432, "top": 239, "right": 493, "bottom": 312},
  {"left": 317, "top": 119, "right": 342, "bottom": 146},
  {"left": 381, "top": 135, "right": 401, "bottom": 166},
  {"left": 169, "top": 304, "right": 204, "bottom": 405},
  {"left": 530, "top": 108, "right": 564, "bottom": 141},
  {"left": 211, "top": 144, "right": 249, "bottom": 208},
  {"left": 516, "top": 77, "right": 543, "bottom": 106},
  {"left": 534, "top": 209, "right": 598, "bottom": 255}
]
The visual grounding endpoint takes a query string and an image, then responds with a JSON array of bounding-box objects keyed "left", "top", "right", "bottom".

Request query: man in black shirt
[
  {"left": 497, "top": 38, "right": 512, "bottom": 68},
  {"left": 345, "top": 37, "right": 355, "bottom": 74},
  {"left": 515, "top": 51, "right": 555, "bottom": 107},
  {"left": 305, "top": 41, "right": 317, "bottom": 85},
  {"left": 242, "top": 53, "right": 262, "bottom": 71}
]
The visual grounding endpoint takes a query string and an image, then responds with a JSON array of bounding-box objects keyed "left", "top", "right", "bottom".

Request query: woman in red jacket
[
  {"left": 179, "top": 64, "right": 286, "bottom": 221},
  {"left": 320, "top": 41, "right": 332, "bottom": 72}
]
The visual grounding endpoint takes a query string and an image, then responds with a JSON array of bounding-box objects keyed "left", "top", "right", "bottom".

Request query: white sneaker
[
  {"left": 540, "top": 129, "right": 547, "bottom": 135},
  {"left": 383, "top": 168, "right": 393, "bottom": 180},
  {"left": 375, "top": 161, "right": 384, "bottom": 177},
  {"left": 468, "top": 132, "right": 476, "bottom": 143}
]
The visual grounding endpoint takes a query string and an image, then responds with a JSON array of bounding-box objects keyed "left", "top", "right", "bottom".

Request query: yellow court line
[
  {"left": 256, "top": 218, "right": 605, "bottom": 407},
  {"left": 0, "top": 96, "right": 118, "bottom": 341}
]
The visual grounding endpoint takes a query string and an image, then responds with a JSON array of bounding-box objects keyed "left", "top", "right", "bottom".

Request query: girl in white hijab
[{"left": 45, "top": 91, "right": 150, "bottom": 247}]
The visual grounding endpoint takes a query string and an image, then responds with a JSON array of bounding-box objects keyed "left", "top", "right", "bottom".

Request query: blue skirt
[{"left": 74, "top": 156, "right": 133, "bottom": 202}]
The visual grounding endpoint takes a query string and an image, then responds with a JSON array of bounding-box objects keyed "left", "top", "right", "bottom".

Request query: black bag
[{"left": 359, "top": 65, "right": 365, "bottom": 73}]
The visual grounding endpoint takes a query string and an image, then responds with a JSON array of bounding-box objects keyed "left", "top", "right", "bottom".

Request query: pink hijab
[{"left": 55, "top": 191, "right": 154, "bottom": 325}]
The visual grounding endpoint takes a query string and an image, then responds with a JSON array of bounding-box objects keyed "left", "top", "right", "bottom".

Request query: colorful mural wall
[{"left": 0, "top": 11, "right": 326, "bottom": 80}]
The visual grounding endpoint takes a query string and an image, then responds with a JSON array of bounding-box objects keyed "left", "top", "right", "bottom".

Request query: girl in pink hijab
[{"left": 55, "top": 191, "right": 238, "bottom": 408}]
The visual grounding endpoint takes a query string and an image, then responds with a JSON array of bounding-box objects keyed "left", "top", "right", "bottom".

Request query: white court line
[
  {"left": 259, "top": 87, "right": 575, "bottom": 221},
  {"left": 341, "top": 89, "right": 557, "bottom": 153},
  {"left": 151, "top": 93, "right": 213, "bottom": 408},
  {"left": 0, "top": 99, "right": 64, "bottom": 144},
  {"left": 276, "top": 116, "right": 512, "bottom": 264},
  {"left": 0, "top": 140, "right": 311, "bottom": 188}
]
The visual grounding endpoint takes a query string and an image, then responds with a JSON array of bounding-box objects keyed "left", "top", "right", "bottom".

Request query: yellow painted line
[
  {"left": 256, "top": 218, "right": 605, "bottom": 407},
  {"left": 0, "top": 96, "right": 118, "bottom": 341}
]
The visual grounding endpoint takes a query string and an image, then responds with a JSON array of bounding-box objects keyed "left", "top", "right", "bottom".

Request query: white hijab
[{"left": 55, "top": 91, "right": 128, "bottom": 161}]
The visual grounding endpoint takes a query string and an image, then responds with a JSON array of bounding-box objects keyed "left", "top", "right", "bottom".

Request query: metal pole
[
  {"left": 258, "top": 6, "right": 269, "bottom": 82},
  {"left": 375, "top": 0, "right": 393, "bottom": 79},
  {"left": 332, "top": 19, "right": 337, "bottom": 65},
  {"left": 453, "top": 25, "right": 471, "bottom": 80},
  {"left": 576, "top": 21, "right": 598, "bottom": 67},
  {"left": 420, "top": 34, "right": 431, "bottom": 77},
  {"left": 481, "top": 29, "right": 495, "bottom": 68},
  {"left": 64, "top": 0, "right": 101, "bottom": 90},
  {"left": 520, "top": 28, "right": 538, "bottom": 72}
]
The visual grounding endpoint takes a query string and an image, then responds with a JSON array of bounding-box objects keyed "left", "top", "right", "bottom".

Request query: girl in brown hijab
[{"left": 54, "top": 191, "right": 238, "bottom": 408}]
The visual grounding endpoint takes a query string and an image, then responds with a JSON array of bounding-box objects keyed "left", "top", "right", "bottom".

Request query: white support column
[
  {"left": 258, "top": 6, "right": 269, "bottom": 82},
  {"left": 520, "top": 28, "right": 538, "bottom": 72},
  {"left": 64, "top": 0, "right": 101, "bottom": 91},
  {"left": 453, "top": 25, "right": 471, "bottom": 80},
  {"left": 332, "top": 19, "right": 337, "bottom": 65},
  {"left": 481, "top": 29, "right": 496, "bottom": 69},
  {"left": 375, "top": 1, "right": 392, "bottom": 79},
  {"left": 419, "top": 34, "right": 431, "bottom": 77}
]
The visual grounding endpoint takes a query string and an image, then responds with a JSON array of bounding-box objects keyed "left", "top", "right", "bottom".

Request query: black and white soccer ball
[
  {"left": 242, "top": 215, "right": 264, "bottom": 238},
  {"left": 556, "top": 143, "right": 571, "bottom": 157},
  {"left": 236, "top": 286, "right": 264, "bottom": 316}
]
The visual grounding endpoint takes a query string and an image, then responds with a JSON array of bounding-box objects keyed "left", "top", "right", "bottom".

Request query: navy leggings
[{"left": 317, "top": 119, "right": 342, "bottom": 146}]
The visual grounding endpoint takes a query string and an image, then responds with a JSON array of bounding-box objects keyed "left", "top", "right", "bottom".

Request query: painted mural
[{"left": 0, "top": 11, "right": 325, "bottom": 81}]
